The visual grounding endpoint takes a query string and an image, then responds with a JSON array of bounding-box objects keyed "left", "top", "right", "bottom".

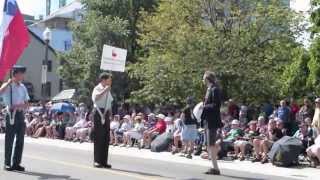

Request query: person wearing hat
[
  {"left": 234, "top": 120, "right": 259, "bottom": 161},
  {"left": 142, "top": 114, "right": 166, "bottom": 149},
  {"left": 220, "top": 120, "right": 243, "bottom": 155},
  {"left": 312, "top": 98, "right": 320, "bottom": 136},
  {"left": 0, "top": 65, "right": 29, "bottom": 171},
  {"left": 114, "top": 115, "right": 132, "bottom": 146},
  {"left": 252, "top": 119, "right": 283, "bottom": 164},
  {"left": 200, "top": 71, "right": 223, "bottom": 175},
  {"left": 91, "top": 72, "right": 113, "bottom": 168}
]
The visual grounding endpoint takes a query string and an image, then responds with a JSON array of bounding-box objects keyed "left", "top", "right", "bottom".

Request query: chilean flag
[{"left": 0, "top": 0, "right": 30, "bottom": 80}]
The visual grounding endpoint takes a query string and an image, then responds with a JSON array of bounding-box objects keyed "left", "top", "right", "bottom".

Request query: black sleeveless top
[{"left": 183, "top": 106, "right": 197, "bottom": 125}]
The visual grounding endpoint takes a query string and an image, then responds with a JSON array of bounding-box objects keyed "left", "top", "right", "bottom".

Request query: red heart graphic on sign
[{"left": 112, "top": 50, "right": 117, "bottom": 58}]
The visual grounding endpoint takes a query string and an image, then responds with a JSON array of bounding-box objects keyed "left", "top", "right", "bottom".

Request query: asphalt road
[{"left": 0, "top": 138, "right": 296, "bottom": 180}]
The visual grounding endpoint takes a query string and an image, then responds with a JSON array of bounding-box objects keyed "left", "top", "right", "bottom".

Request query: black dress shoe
[
  {"left": 12, "top": 165, "right": 25, "bottom": 172},
  {"left": 3, "top": 165, "right": 14, "bottom": 171},
  {"left": 104, "top": 164, "right": 112, "bottom": 169},
  {"left": 205, "top": 168, "right": 221, "bottom": 175},
  {"left": 93, "top": 163, "right": 104, "bottom": 168}
]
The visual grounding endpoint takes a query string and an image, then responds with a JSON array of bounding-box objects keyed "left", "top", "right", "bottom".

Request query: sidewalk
[{"left": 0, "top": 134, "right": 319, "bottom": 179}]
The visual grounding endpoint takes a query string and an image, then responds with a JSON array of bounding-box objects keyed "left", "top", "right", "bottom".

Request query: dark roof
[{"left": 28, "top": 29, "right": 56, "bottom": 53}]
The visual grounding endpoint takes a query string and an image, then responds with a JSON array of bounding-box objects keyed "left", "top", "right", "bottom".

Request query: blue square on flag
[{"left": 4, "top": 0, "right": 17, "bottom": 16}]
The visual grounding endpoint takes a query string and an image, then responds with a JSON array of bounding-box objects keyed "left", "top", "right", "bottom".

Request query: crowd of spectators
[{"left": 0, "top": 97, "right": 320, "bottom": 168}]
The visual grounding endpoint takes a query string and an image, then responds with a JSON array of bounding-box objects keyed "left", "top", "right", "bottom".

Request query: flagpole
[{"left": 9, "top": 69, "right": 13, "bottom": 118}]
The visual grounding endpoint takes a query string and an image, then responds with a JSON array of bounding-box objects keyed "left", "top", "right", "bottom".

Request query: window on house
[
  {"left": 46, "top": 82, "right": 51, "bottom": 97},
  {"left": 59, "top": 79, "right": 63, "bottom": 91},
  {"left": 47, "top": 60, "right": 52, "bottom": 72},
  {"left": 64, "top": 40, "right": 72, "bottom": 51}
]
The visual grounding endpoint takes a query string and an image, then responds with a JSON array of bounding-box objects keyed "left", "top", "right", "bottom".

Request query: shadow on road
[
  {"left": 182, "top": 175, "right": 265, "bottom": 180},
  {"left": 112, "top": 168, "right": 174, "bottom": 179},
  {"left": 17, "top": 171, "right": 81, "bottom": 180},
  {"left": 221, "top": 174, "right": 265, "bottom": 180}
]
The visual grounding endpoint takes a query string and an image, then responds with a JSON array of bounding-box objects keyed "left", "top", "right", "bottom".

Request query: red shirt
[
  {"left": 291, "top": 104, "right": 300, "bottom": 115},
  {"left": 155, "top": 119, "right": 166, "bottom": 134}
]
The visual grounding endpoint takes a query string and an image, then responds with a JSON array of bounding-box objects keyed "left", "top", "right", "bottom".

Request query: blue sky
[
  {"left": 15, "top": 0, "right": 311, "bottom": 19},
  {"left": 16, "top": 0, "right": 74, "bottom": 17}
]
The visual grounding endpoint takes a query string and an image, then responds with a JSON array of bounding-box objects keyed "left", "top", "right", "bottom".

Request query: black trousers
[
  {"left": 5, "top": 111, "right": 25, "bottom": 167},
  {"left": 93, "top": 109, "right": 110, "bottom": 165}
]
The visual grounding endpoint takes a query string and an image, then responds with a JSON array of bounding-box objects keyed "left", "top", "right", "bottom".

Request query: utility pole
[{"left": 46, "top": 0, "right": 51, "bottom": 16}]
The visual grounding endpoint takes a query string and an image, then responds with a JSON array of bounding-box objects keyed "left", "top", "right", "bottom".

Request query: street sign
[{"left": 100, "top": 45, "right": 127, "bottom": 72}]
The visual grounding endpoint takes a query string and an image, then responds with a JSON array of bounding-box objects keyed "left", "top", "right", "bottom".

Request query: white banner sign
[
  {"left": 100, "top": 45, "right": 127, "bottom": 72},
  {"left": 41, "top": 65, "right": 47, "bottom": 84}
]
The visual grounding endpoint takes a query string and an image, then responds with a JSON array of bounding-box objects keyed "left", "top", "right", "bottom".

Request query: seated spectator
[
  {"left": 28, "top": 112, "right": 41, "bottom": 136},
  {"left": 252, "top": 119, "right": 283, "bottom": 164},
  {"left": 44, "top": 113, "right": 59, "bottom": 139},
  {"left": 305, "top": 117, "right": 318, "bottom": 139},
  {"left": 293, "top": 122, "right": 314, "bottom": 151},
  {"left": 307, "top": 135, "right": 320, "bottom": 168},
  {"left": 144, "top": 113, "right": 156, "bottom": 130},
  {"left": 114, "top": 115, "right": 132, "bottom": 145},
  {"left": 275, "top": 118, "right": 288, "bottom": 136},
  {"left": 33, "top": 114, "right": 49, "bottom": 138},
  {"left": 142, "top": 114, "right": 166, "bottom": 149},
  {"left": 219, "top": 120, "right": 243, "bottom": 157},
  {"left": 75, "top": 112, "right": 92, "bottom": 143},
  {"left": 234, "top": 120, "right": 259, "bottom": 161},
  {"left": 25, "top": 113, "right": 33, "bottom": 136},
  {"left": 65, "top": 113, "right": 78, "bottom": 141},
  {"left": 122, "top": 116, "right": 145, "bottom": 147},
  {"left": 56, "top": 112, "right": 67, "bottom": 139},
  {"left": 257, "top": 116, "right": 267, "bottom": 135},
  {"left": 67, "top": 113, "right": 89, "bottom": 142},
  {"left": 110, "top": 115, "right": 120, "bottom": 145}
]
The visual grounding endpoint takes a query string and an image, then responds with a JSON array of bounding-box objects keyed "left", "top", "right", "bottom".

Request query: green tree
[
  {"left": 281, "top": 48, "right": 310, "bottom": 98},
  {"left": 310, "top": 0, "right": 320, "bottom": 35},
  {"left": 58, "top": 0, "right": 157, "bottom": 103},
  {"left": 129, "top": 0, "right": 304, "bottom": 106},
  {"left": 307, "top": 37, "right": 320, "bottom": 95},
  {"left": 307, "top": 0, "right": 320, "bottom": 96}
]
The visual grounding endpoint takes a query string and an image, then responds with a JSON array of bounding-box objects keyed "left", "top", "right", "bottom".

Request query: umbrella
[
  {"left": 50, "top": 102, "right": 75, "bottom": 113},
  {"left": 193, "top": 102, "right": 203, "bottom": 123}
]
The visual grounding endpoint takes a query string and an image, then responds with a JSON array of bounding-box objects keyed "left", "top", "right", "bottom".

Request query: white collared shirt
[{"left": 91, "top": 83, "right": 113, "bottom": 110}]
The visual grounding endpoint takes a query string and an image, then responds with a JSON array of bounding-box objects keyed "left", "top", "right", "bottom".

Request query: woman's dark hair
[
  {"left": 99, "top": 72, "right": 112, "bottom": 81},
  {"left": 204, "top": 71, "right": 216, "bottom": 84}
]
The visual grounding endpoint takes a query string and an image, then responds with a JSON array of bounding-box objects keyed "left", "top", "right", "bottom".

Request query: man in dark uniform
[
  {"left": 201, "top": 71, "right": 223, "bottom": 175},
  {"left": 91, "top": 73, "right": 113, "bottom": 168},
  {"left": 0, "top": 65, "right": 29, "bottom": 171}
]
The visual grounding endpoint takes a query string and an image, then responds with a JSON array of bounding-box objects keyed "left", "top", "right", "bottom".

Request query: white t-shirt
[
  {"left": 91, "top": 83, "right": 113, "bottom": 110},
  {"left": 120, "top": 122, "right": 131, "bottom": 131},
  {"left": 133, "top": 122, "right": 144, "bottom": 131},
  {"left": 110, "top": 121, "right": 120, "bottom": 130}
]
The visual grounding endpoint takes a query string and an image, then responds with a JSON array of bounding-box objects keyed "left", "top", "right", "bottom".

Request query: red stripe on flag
[{"left": 0, "top": 10, "right": 30, "bottom": 80}]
